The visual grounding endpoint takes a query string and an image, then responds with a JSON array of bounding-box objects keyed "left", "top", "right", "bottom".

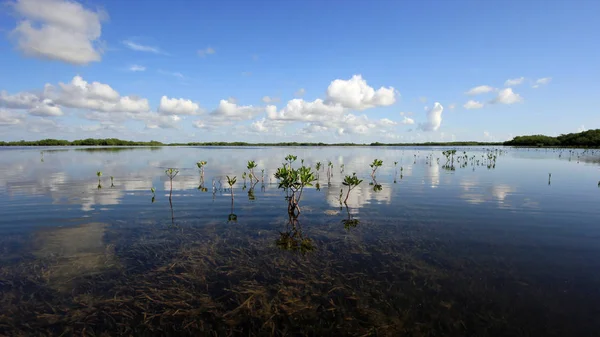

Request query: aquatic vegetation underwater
[{"left": 2, "top": 217, "right": 599, "bottom": 336}]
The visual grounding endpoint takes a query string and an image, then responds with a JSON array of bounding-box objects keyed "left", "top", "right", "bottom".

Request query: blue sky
[{"left": 0, "top": 0, "right": 598, "bottom": 143}]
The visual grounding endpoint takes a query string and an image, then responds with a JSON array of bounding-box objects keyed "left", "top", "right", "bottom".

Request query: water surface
[{"left": 1, "top": 146, "right": 599, "bottom": 336}]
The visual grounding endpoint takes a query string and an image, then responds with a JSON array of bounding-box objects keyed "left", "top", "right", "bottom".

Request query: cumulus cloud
[
  {"left": 193, "top": 100, "right": 275, "bottom": 131},
  {"left": 491, "top": 88, "right": 523, "bottom": 105},
  {"left": 400, "top": 116, "right": 415, "bottom": 125},
  {"left": 465, "top": 85, "right": 495, "bottom": 95},
  {"left": 157, "top": 96, "right": 202, "bottom": 115},
  {"left": 267, "top": 98, "right": 345, "bottom": 122},
  {"left": 504, "top": 77, "right": 525, "bottom": 87},
  {"left": 264, "top": 75, "right": 398, "bottom": 137},
  {"left": 10, "top": 0, "right": 106, "bottom": 65},
  {"left": 0, "top": 90, "right": 63, "bottom": 116},
  {"left": 418, "top": 102, "right": 443, "bottom": 132},
  {"left": 532, "top": 77, "right": 551, "bottom": 88},
  {"left": 0, "top": 109, "right": 25, "bottom": 126},
  {"left": 325, "top": 75, "right": 397, "bottom": 110},
  {"left": 211, "top": 100, "right": 268, "bottom": 121},
  {"left": 463, "top": 100, "right": 484, "bottom": 110},
  {"left": 29, "top": 100, "right": 63, "bottom": 116},
  {"left": 44, "top": 75, "right": 150, "bottom": 113},
  {"left": 136, "top": 113, "right": 181, "bottom": 129},
  {"left": 197, "top": 47, "right": 215, "bottom": 57},
  {"left": 261, "top": 96, "right": 280, "bottom": 103}
]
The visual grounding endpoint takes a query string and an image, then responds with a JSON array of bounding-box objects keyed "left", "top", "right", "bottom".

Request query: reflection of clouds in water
[
  {"left": 32, "top": 222, "right": 116, "bottom": 291},
  {"left": 424, "top": 163, "right": 439, "bottom": 188},
  {"left": 326, "top": 183, "right": 392, "bottom": 210},
  {"left": 460, "top": 179, "right": 519, "bottom": 207}
]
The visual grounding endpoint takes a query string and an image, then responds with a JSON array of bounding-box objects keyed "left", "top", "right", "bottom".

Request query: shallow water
[{"left": 1, "top": 146, "right": 599, "bottom": 336}]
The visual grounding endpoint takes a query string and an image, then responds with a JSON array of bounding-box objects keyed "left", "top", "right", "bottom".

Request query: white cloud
[
  {"left": 29, "top": 100, "right": 63, "bottom": 116},
  {"left": 325, "top": 75, "right": 397, "bottom": 110},
  {"left": 211, "top": 100, "right": 267, "bottom": 121},
  {"left": 250, "top": 118, "right": 268, "bottom": 133},
  {"left": 301, "top": 123, "right": 329, "bottom": 134},
  {"left": 504, "top": 77, "right": 525, "bottom": 87},
  {"left": 0, "top": 109, "right": 25, "bottom": 126},
  {"left": 465, "top": 85, "right": 495, "bottom": 95},
  {"left": 43, "top": 75, "right": 150, "bottom": 113},
  {"left": 197, "top": 47, "right": 215, "bottom": 57},
  {"left": 418, "top": 102, "right": 443, "bottom": 132},
  {"left": 295, "top": 88, "right": 305, "bottom": 97},
  {"left": 532, "top": 77, "right": 552, "bottom": 88},
  {"left": 261, "top": 96, "right": 280, "bottom": 103},
  {"left": 463, "top": 100, "right": 484, "bottom": 110},
  {"left": 137, "top": 113, "right": 181, "bottom": 129},
  {"left": 0, "top": 90, "right": 63, "bottom": 116},
  {"left": 122, "top": 40, "right": 163, "bottom": 54},
  {"left": 0, "top": 90, "right": 40, "bottom": 109},
  {"left": 379, "top": 118, "right": 397, "bottom": 126},
  {"left": 129, "top": 65, "right": 146, "bottom": 72},
  {"left": 491, "top": 88, "right": 523, "bottom": 105},
  {"left": 10, "top": 0, "right": 106, "bottom": 65},
  {"left": 248, "top": 118, "right": 285, "bottom": 134},
  {"left": 577, "top": 125, "right": 587, "bottom": 132},
  {"left": 158, "top": 96, "right": 202, "bottom": 115},
  {"left": 268, "top": 98, "right": 344, "bottom": 122},
  {"left": 400, "top": 116, "right": 415, "bottom": 125}
]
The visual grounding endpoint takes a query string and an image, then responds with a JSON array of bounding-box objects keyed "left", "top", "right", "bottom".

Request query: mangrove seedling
[
  {"left": 248, "top": 180, "right": 258, "bottom": 201},
  {"left": 274, "top": 158, "right": 317, "bottom": 215},
  {"left": 369, "top": 159, "right": 383, "bottom": 179},
  {"left": 284, "top": 154, "right": 297, "bottom": 168},
  {"left": 242, "top": 172, "right": 247, "bottom": 186},
  {"left": 196, "top": 160, "right": 207, "bottom": 183},
  {"left": 110, "top": 176, "right": 114, "bottom": 188},
  {"left": 247, "top": 160, "right": 259, "bottom": 181},
  {"left": 340, "top": 164, "right": 345, "bottom": 173},
  {"left": 342, "top": 173, "right": 363, "bottom": 204},
  {"left": 151, "top": 187, "right": 156, "bottom": 203},
  {"left": 96, "top": 171, "right": 102, "bottom": 188},
  {"left": 165, "top": 168, "right": 179, "bottom": 200},
  {"left": 226, "top": 175, "right": 237, "bottom": 199},
  {"left": 261, "top": 169, "right": 265, "bottom": 182}
]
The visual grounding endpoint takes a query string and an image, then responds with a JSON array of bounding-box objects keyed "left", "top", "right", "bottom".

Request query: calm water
[{"left": 1, "top": 146, "right": 599, "bottom": 336}]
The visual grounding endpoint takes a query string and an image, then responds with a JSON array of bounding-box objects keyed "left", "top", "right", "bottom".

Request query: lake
[{"left": 1, "top": 146, "right": 599, "bottom": 336}]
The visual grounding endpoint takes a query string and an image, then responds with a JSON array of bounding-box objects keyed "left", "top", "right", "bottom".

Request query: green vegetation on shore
[
  {"left": 504, "top": 129, "right": 600, "bottom": 147},
  {"left": 1, "top": 129, "right": 598, "bottom": 147}
]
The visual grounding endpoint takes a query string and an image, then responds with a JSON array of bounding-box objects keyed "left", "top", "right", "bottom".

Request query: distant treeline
[
  {"left": 504, "top": 129, "right": 600, "bottom": 147},
  {"left": 0, "top": 138, "right": 164, "bottom": 147},
  {"left": 6, "top": 131, "right": 600, "bottom": 148},
  {"left": 0, "top": 139, "right": 504, "bottom": 147}
]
